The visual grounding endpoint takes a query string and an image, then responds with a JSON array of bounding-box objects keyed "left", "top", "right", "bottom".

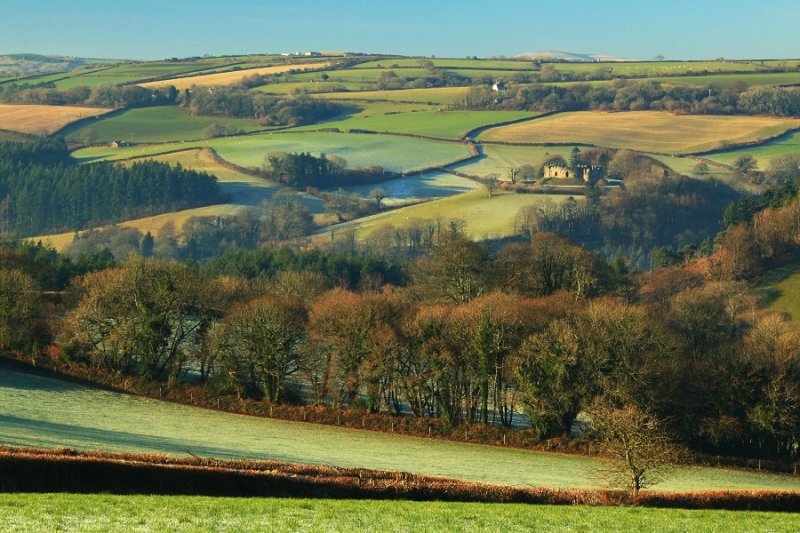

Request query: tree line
[
  {"left": 0, "top": 139, "right": 226, "bottom": 236},
  {"left": 457, "top": 79, "right": 800, "bottom": 117}
]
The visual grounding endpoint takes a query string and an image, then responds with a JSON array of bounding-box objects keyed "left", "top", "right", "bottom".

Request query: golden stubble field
[
  {"left": 480, "top": 111, "right": 800, "bottom": 154},
  {"left": 139, "top": 62, "right": 331, "bottom": 90},
  {"left": 0, "top": 104, "right": 112, "bottom": 135}
]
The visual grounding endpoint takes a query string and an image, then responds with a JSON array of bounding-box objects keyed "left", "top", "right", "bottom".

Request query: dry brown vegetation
[
  {"left": 0, "top": 104, "right": 112, "bottom": 135},
  {"left": 139, "top": 62, "right": 331, "bottom": 90},
  {"left": 2, "top": 447, "right": 798, "bottom": 511},
  {"left": 480, "top": 111, "right": 799, "bottom": 154}
]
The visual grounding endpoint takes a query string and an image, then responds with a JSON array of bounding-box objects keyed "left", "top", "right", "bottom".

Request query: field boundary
[
  {"left": 689, "top": 125, "right": 800, "bottom": 157},
  {"left": 1, "top": 448, "right": 798, "bottom": 511}
]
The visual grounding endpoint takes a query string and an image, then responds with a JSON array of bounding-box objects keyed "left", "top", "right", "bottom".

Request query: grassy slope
[
  {"left": 318, "top": 190, "right": 575, "bottom": 243},
  {"left": 64, "top": 106, "right": 264, "bottom": 143},
  {"left": 72, "top": 132, "right": 470, "bottom": 173},
  {"left": 759, "top": 262, "right": 800, "bottom": 321},
  {"left": 313, "top": 86, "right": 471, "bottom": 104},
  {"left": 2, "top": 495, "right": 799, "bottom": 532},
  {"left": 480, "top": 111, "right": 799, "bottom": 154},
  {"left": 705, "top": 130, "right": 800, "bottom": 169},
  {"left": 1, "top": 368, "right": 798, "bottom": 492},
  {"left": 293, "top": 108, "right": 536, "bottom": 139}
]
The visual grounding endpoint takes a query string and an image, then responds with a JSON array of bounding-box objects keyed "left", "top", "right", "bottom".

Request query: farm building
[
  {"left": 492, "top": 81, "right": 507, "bottom": 92},
  {"left": 543, "top": 163, "right": 603, "bottom": 183}
]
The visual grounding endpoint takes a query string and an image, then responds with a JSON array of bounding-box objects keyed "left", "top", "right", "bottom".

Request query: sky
[{"left": 1, "top": 1, "right": 798, "bottom": 61}]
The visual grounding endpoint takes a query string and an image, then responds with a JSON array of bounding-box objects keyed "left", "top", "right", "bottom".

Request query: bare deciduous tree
[{"left": 587, "top": 403, "right": 681, "bottom": 495}]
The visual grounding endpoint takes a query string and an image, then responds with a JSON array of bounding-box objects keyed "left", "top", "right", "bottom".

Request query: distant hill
[
  {"left": 0, "top": 54, "right": 82, "bottom": 79},
  {"left": 514, "top": 51, "right": 631, "bottom": 62}
]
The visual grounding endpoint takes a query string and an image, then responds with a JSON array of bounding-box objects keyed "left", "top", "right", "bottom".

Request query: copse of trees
[
  {"left": 0, "top": 139, "right": 226, "bottom": 236},
  {"left": 262, "top": 151, "right": 397, "bottom": 190},
  {"left": 185, "top": 88, "right": 341, "bottom": 125}
]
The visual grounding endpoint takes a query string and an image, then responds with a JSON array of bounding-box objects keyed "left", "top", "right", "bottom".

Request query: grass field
[
  {"left": 480, "top": 111, "right": 800, "bottom": 155},
  {"left": 320, "top": 190, "right": 583, "bottom": 243},
  {"left": 0, "top": 104, "right": 112, "bottom": 135},
  {"left": 759, "top": 262, "right": 800, "bottom": 321},
  {"left": 649, "top": 71, "right": 800, "bottom": 88},
  {"left": 352, "top": 58, "right": 538, "bottom": 70},
  {"left": 1, "top": 368, "right": 798, "bottom": 492},
  {"left": 139, "top": 62, "right": 331, "bottom": 90},
  {"left": 255, "top": 81, "right": 369, "bottom": 94},
  {"left": 705, "top": 130, "right": 800, "bottom": 168},
  {"left": 72, "top": 132, "right": 471, "bottom": 173},
  {"left": 294, "top": 108, "right": 536, "bottom": 139},
  {"left": 2, "top": 494, "right": 799, "bottom": 532},
  {"left": 64, "top": 106, "right": 264, "bottom": 144},
  {"left": 313, "top": 86, "right": 471, "bottom": 105}
]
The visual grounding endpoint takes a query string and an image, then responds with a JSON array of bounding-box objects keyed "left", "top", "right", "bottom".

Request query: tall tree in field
[{"left": 587, "top": 403, "right": 680, "bottom": 495}]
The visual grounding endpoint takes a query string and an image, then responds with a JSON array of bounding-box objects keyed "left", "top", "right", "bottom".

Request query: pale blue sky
[{"left": 1, "top": 1, "right": 797, "bottom": 60}]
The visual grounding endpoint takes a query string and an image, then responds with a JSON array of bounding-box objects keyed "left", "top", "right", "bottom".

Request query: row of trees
[
  {"left": 3, "top": 225, "right": 797, "bottom": 462},
  {"left": 0, "top": 83, "right": 178, "bottom": 108},
  {"left": 458, "top": 79, "right": 800, "bottom": 116},
  {"left": 0, "top": 139, "right": 226, "bottom": 236}
]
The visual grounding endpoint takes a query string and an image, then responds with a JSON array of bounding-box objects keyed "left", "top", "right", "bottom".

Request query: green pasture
[
  {"left": 72, "top": 131, "right": 470, "bottom": 173},
  {"left": 455, "top": 145, "right": 574, "bottom": 178},
  {"left": 352, "top": 58, "right": 538, "bottom": 70},
  {"left": 650, "top": 71, "right": 800, "bottom": 88},
  {"left": 313, "top": 86, "right": 470, "bottom": 105},
  {"left": 64, "top": 106, "right": 264, "bottom": 144},
  {"left": 705, "top": 130, "right": 800, "bottom": 168},
  {"left": 293, "top": 108, "right": 536, "bottom": 139},
  {"left": 325, "top": 190, "right": 583, "bottom": 243},
  {"left": 2, "top": 495, "right": 799, "bottom": 533},
  {"left": 256, "top": 81, "right": 368, "bottom": 94},
  {"left": 1, "top": 368, "right": 798, "bottom": 492},
  {"left": 292, "top": 68, "right": 432, "bottom": 83},
  {"left": 551, "top": 60, "right": 763, "bottom": 77},
  {"left": 759, "top": 262, "right": 800, "bottom": 321}
]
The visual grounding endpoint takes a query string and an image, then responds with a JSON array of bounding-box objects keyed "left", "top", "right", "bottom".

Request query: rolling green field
[
  {"left": 312, "top": 86, "right": 471, "bottom": 104},
  {"left": 1, "top": 368, "right": 798, "bottom": 492},
  {"left": 293, "top": 109, "right": 536, "bottom": 139},
  {"left": 352, "top": 58, "right": 538, "bottom": 70},
  {"left": 481, "top": 111, "right": 800, "bottom": 155},
  {"left": 319, "top": 190, "right": 580, "bottom": 243},
  {"left": 706, "top": 130, "right": 800, "bottom": 168},
  {"left": 72, "top": 131, "right": 471, "bottom": 173},
  {"left": 64, "top": 106, "right": 265, "bottom": 144},
  {"left": 760, "top": 262, "right": 800, "bottom": 321},
  {"left": 649, "top": 71, "right": 800, "bottom": 88},
  {"left": 2, "top": 494, "right": 798, "bottom": 532}
]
